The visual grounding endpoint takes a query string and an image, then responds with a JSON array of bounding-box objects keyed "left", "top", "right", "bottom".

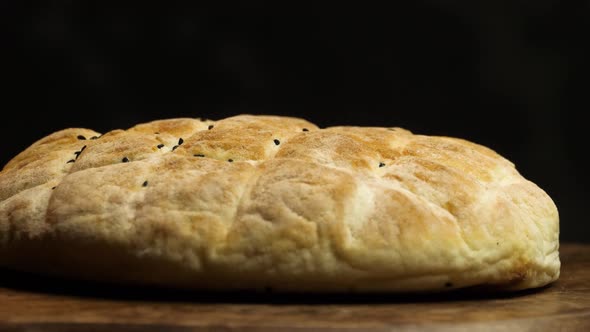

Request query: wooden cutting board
[{"left": 0, "top": 243, "right": 588, "bottom": 331}]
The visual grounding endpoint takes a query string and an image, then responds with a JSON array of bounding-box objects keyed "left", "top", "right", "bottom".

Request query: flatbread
[{"left": 0, "top": 115, "right": 559, "bottom": 292}]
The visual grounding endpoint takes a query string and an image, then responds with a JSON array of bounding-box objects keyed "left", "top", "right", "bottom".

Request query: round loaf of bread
[{"left": 0, "top": 115, "right": 559, "bottom": 292}]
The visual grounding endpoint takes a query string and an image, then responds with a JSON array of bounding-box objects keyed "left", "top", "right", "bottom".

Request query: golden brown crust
[{"left": 0, "top": 115, "right": 559, "bottom": 292}]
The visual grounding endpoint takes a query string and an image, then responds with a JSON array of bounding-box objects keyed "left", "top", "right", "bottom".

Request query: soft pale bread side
[{"left": 0, "top": 115, "right": 559, "bottom": 292}]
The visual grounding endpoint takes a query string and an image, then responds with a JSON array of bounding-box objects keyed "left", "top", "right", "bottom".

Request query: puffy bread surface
[{"left": 0, "top": 115, "right": 559, "bottom": 292}]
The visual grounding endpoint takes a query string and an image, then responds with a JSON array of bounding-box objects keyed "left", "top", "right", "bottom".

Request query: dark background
[{"left": 2, "top": 3, "right": 588, "bottom": 242}]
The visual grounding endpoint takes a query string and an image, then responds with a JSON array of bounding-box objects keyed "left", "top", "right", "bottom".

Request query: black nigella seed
[
  {"left": 154, "top": 132, "right": 160, "bottom": 135},
  {"left": 157, "top": 144, "right": 165, "bottom": 149},
  {"left": 51, "top": 186, "right": 56, "bottom": 190},
  {"left": 194, "top": 154, "right": 205, "bottom": 157},
  {"left": 67, "top": 159, "right": 75, "bottom": 163},
  {"left": 379, "top": 162, "right": 386, "bottom": 168},
  {"left": 302, "top": 128, "right": 309, "bottom": 132},
  {"left": 77, "top": 135, "right": 86, "bottom": 140},
  {"left": 122, "top": 157, "right": 129, "bottom": 163},
  {"left": 90, "top": 136, "right": 99, "bottom": 140},
  {"left": 178, "top": 138, "right": 184, "bottom": 145},
  {"left": 74, "top": 146, "right": 87, "bottom": 159},
  {"left": 142, "top": 181, "right": 148, "bottom": 187},
  {"left": 172, "top": 145, "right": 179, "bottom": 151},
  {"left": 445, "top": 282, "right": 453, "bottom": 288},
  {"left": 208, "top": 125, "right": 214, "bottom": 130},
  {"left": 273, "top": 139, "right": 280, "bottom": 146},
  {"left": 228, "top": 159, "right": 233, "bottom": 162}
]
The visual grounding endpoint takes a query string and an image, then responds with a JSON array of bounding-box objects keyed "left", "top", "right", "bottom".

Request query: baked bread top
[{"left": 0, "top": 114, "right": 559, "bottom": 292}]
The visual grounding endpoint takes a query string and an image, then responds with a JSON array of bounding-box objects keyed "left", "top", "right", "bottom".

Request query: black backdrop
[{"left": 2, "top": 3, "right": 588, "bottom": 242}]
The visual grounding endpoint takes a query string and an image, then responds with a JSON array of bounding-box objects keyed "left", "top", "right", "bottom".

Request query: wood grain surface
[{"left": 0, "top": 243, "right": 588, "bottom": 332}]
